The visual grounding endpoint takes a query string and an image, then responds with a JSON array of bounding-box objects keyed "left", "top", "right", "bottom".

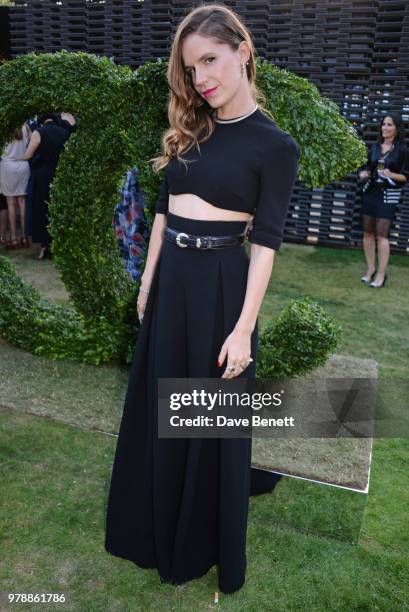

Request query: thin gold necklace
[{"left": 215, "top": 105, "right": 258, "bottom": 124}]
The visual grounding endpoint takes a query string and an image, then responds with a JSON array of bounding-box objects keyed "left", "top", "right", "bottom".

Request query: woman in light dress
[{"left": 0, "top": 124, "right": 31, "bottom": 249}]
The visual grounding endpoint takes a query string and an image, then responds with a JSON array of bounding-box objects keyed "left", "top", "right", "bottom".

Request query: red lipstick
[{"left": 203, "top": 86, "right": 218, "bottom": 97}]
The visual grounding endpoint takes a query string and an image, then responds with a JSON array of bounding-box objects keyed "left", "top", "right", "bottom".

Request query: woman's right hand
[
  {"left": 137, "top": 286, "right": 149, "bottom": 323},
  {"left": 359, "top": 170, "right": 370, "bottom": 179}
]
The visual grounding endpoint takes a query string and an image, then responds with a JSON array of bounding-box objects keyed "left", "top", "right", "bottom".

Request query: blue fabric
[{"left": 113, "top": 166, "right": 149, "bottom": 281}]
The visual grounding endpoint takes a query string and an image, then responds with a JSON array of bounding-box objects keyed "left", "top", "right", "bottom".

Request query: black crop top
[{"left": 155, "top": 107, "right": 301, "bottom": 251}]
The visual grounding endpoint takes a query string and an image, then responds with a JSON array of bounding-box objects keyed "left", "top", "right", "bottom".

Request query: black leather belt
[{"left": 164, "top": 227, "right": 246, "bottom": 249}]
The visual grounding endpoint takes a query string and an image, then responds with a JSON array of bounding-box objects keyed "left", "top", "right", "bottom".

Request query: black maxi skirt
[{"left": 104, "top": 212, "right": 281, "bottom": 594}]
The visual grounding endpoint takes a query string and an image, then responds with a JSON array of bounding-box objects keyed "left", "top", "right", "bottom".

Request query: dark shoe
[
  {"left": 369, "top": 273, "right": 387, "bottom": 288},
  {"left": 20, "top": 236, "right": 30, "bottom": 249},
  {"left": 6, "top": 239, "right": 20, "bottom": 250},
  {"left": 361, "top": 270, "right": 376, "bottom": 284}
]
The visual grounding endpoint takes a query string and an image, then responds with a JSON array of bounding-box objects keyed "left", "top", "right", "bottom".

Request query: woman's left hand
[
  {"left": 218, "top": 328, "right": 253, "bottom": 379},
  {"left": 381, "top": 168, "right": 391, "bottom": 177}
]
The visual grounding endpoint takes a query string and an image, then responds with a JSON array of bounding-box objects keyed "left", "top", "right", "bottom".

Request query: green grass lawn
[
  {"left": 1, "top": 242, "right": 408, "bottom": 611},
  {"left": 260, "top": 243, "right": 409, "bottom": 379}
]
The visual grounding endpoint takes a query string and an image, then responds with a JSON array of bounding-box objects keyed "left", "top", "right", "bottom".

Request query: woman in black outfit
[
  {"left": 105, "top": 4, "right": 300, "bottom": 596},
  {"left": 358, "top": 113, "right": 409, "bottom": 287},
  {"left": 20, "top": 112, "right": 70, "bottom": 260}
]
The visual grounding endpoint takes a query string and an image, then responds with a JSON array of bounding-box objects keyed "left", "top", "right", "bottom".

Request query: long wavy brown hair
[{"left": 150, "top": 3, "right": 269, "bottom": 172}]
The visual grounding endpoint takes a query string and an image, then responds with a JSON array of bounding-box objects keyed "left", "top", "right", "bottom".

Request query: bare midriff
[{"left": 168, "top": 193, "right": 253, "bottom": 222}]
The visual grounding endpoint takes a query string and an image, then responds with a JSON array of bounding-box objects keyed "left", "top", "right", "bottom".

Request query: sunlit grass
[{"left": 1, "top": 242, "right": 408, "bottom": 610}]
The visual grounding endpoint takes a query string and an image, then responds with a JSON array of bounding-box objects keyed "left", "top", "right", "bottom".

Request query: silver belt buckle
[{"left": 176, "top": 232, "right": 189, "bottom": 248}]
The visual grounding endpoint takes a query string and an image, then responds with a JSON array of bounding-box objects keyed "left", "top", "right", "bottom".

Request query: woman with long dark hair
[
  {"left": 358, "top": 113, "right": 409, "bottom": 287},
  {"left": 105, "top": 4, "right": 300, "bottom": 595}
]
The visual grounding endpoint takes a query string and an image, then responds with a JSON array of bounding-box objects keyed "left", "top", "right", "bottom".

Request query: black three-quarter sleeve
[
  {"left": 154, "top": 172, "right": 169, "bottom": 214},
  {"left": 398, "top": 145, "right": 409, "bottom": 182},
  {"left": 248, "top": 134, "right": 301, "bottom": 251}
]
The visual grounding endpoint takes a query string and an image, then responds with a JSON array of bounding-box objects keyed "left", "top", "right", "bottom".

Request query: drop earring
[{"left": 241, "top": 60, "right": 249, "bottom": 78}]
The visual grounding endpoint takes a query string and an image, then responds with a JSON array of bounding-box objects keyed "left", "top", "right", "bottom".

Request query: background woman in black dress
[
  {"left": 20, "top": 112, "right": 70, "bottom": 260},
  {"left": 358, "top": 113, "right": 409, "bottom": 287}
]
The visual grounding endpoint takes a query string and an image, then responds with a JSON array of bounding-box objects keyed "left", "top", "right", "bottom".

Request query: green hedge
[
  {"left": 0, "top": 51, "right": 362, "bottom": 368},
  {"left": 0, "top": 256, "right": 123, "bottom": 363},
  {"left": 0, "top": 52, "right": 167, "bottom": 364},
  {"left": 257, "top": 298, "right": 342, "bottom": 378}
]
